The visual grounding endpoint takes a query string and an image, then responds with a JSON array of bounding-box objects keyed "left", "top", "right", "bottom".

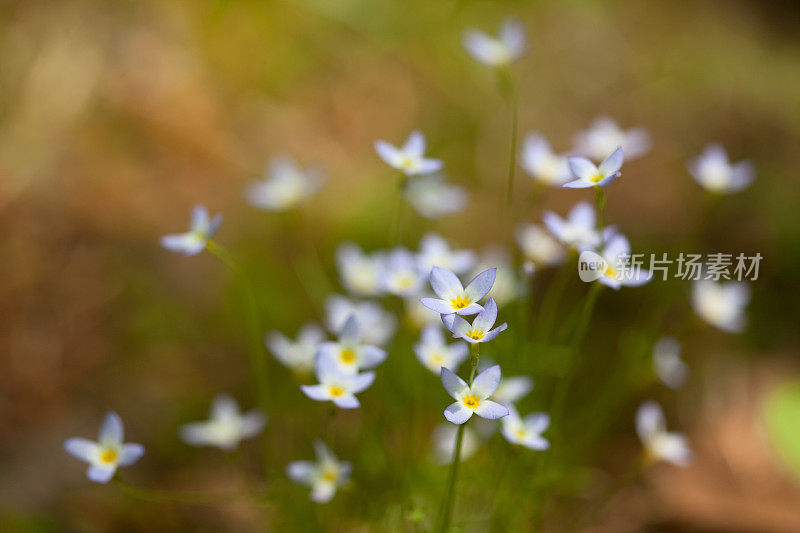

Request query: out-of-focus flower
[
  {"left": 405, "top": 294, "right": 441, "bottom": 329},
  {"left": 301, "top": 354, "right": 375, "bottom": 409},
  {"left": 414, "top": 324, "right": 469, "bottom": 375},
  {"left": 379, "top": 247, "right": 427, "bottom": 297},
  {"left": 287, "top": 440, "right": 351, "bottom": 503},
  {"left": 516, "top": 223, "right": 567, "bottom": 269},
  {"left": 543, "top": 201, "right": 606, "bottom": 250},
  {"left": 442, "top": 298, "right": 508, "bottom": 345},
  {"left": 520, "top": 133, "right": 571, "bottom": 186},
  {"left": 581, "top": 233, "right": 652, "bottom": 289},
  {"left": 318, "top": 316, "right": 387, "bottom": 375},
  {"left": 463, "top": 18, "right": 526, "bottom": 68},
  {"left": 64, "top": 412, "right": 144, "bottom": 483},
  {"left": 245, "top": 156, "right": 324, "bottom": 211},
  {"left": 179, "top": 395, "right": 265, "bottom": 451},
  {"left": 501, "top": 405, "right": 550, "bottom": 450},
  {"left": 374, "top": 131, "right": 443, "bottom": 176},
  {"left": 564, "top": 147, "right": 624, "bottom": 189},
  {"left": 416, "top": 233, "right": 476, "bottom": 276},
  {"left": 441, "top": 365, "right": 509, "bottom": 424},
  {"left": 473, "top": 248, "right": 525, "bottom": 306},
  {"left": 692, "top": 280, "right": 750, "bottom": 333},
  {"left": 431, "top": 423, "right": 480, "bottom": 464},
  {"left": 636, "top": 401, "right": 691, "bottom": 466},
  {"left": 335, "top": 243, "right": 385, "bottom": 297},
  {"left": 160, "top": 204, "right": 222, "bottom": 256},
  {"left": 266, "top": 323, "right": 325, "bottom": 374},
  {"left": 404, "top": 174, "right": 469, "bottom": 219},
  {"left": 493, "top": 376, "right": 534, "bottom": 406},
  {"left": 652, "top": 337, "right": 689, "bottom": 389},
  {"left": 574, "top": 117, "right": 650, "bottom": 161},
  {"left": 421, "top": 267, "right": 495, "bottom": 316},
  {"left": 325, "top": 296, "right": 397, "bottom": 347},
  {"left": 688, "top": 143, "right": 755, "bottom": 194}
]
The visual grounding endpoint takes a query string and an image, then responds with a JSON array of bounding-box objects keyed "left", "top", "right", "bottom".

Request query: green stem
[
  {"left": 497, "top": 68, "right": 518, "bottom": 209},
  {"left": 594, "top": 186, "right": 607, "bottom": 250},
  {"left": 438, "top": 343, "right": 481, "bottom": 532},
  {"left": 388, "top": 173, "right": 407, "bottom": 246},
  {"left": 113, "top": 477, "right": 263, "bottom": 507}
]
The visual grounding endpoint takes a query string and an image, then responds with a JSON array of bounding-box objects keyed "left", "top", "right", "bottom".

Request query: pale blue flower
[
  {"left": 160, "top": 204, "right": 222, "bottom": 256},
  {"left": 574, "top": 117, "right": 650, "bottom": 161},
  {"left": 688, "top": 143, "right": 754, "bottom": 194},
  {"left": 442, "top": 298, "right": 508, "bottom": 344},
  {"left": 516, "top": 223, "right": 566, "bottom": 269},
  {"left": 521, "top": 133, "right": 571, "bottom": 186},
  {"left": 318, "top": 315, "right": 387, "bottom": 375},
  {"left": 440, "top": 365, "right": 509, "bottom": 424},
  {"left": 692, "top": 280, "right": 750, "bottom": 333},
  {"left": 580, "top": 233, "right": 652, "bottom": 290},
  {"left": 420, "top": 266, "right": 495, "bottom": 316},
  {"left": 379, "top": 247, "right": 427, "bottom": 297},
  {"left": 404, "top": 174, "right": 469, "bottom": 219},
  {"left": 637, "top": 401, "right": 691, "bottom": 466},
  {"left": 301, "top": 353, "right": 375, "bottom": 409},
  {"left": 501, "top": 405, "right": 549, "bottom": 450},
  {"left": 653, "top": 337, "right": 688, "bottom": 389},
  {"left": 543, "top": 201, "right": 607, "bottom": 250},
  {"left": 245, "top": 156, "right": 324, "bottom": 211},
  {"left": 64, "top": 412, "right": 144, "bottom": 483},
  {"left": 287, "top": 440, "right": 351, "bottom": 503},
  {"left": 463, "top": 18, "right": 526, "bottom": 67},
  {"left": 266, "top": 323, "right": 325, "bottom": 374},
  {"left": 564, "top": 146, "right": 624, "bottom": 189},
  {"left": 335, "top": 243, "right": 386, "bottom": 297},
  {"left": 416, "top": 233, "right": 476, "bottom": 276},
  {"left": 325, "top": 295, "right": 396, "bottom": 347},
  {"left": 179, "top": 395, "right": 265, "bottom": 451},
  {"left": 375, "top": 131, "right": 443, "bottom": 176},
  {"left": 414, "top": 324, "right": 469, "bottom": 375}
]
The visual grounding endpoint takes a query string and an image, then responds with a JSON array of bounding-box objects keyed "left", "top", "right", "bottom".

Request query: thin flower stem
[
  {"left": 595, "top": 186, "right": 607, "bottom": 249},
  {"left": 497, "top": 68, "right": 518, "bottom": 209},
  {"left": 438, "top": 343, "right": 481, "bottom": 532},
  {"left": 113, "top": 477, "right": 264, "bottom": 507},
  {"left": 204, "top": 240, "right": 269, "bottom": 425},
  {"left": 388, "top": 173, "right": 407, "bottom": 245}
]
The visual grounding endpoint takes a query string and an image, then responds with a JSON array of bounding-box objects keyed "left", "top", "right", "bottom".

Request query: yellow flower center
[
  {"left": 590, "top": 173, "right": 605, "bottom": 183},
  {"left": 99, "top": 448, "right": 118, "bottom": 464},
  {"left": 322, "top": 469, "right": 338, "bottom": 482},
  {"left": 328, "top": 386, "right": 345, "bottom": 397},
  {"left": 462, "top": 395, "right": 481, "bottom": 409},
  {"left": 340, "top": 349, "right": 356, "bottom": 364},
  {"left": 516, "top": 429, "right": 527, "bottom": 438},
  {"left": 604, "top": 264, "right": 616, "bottom": 278},
  {"left": 466, "top": 329, "right": 484, "bottom": 341},
  {"left": 431, "top": 354, "right": 443, "bottom": 365},
  {"left": 450, "top": 295, "right": 471, "bottom": 310}
]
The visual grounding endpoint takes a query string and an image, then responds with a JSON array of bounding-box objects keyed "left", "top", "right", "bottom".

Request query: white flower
[
  {"left": 335, "top": 243, "right": 385, "bottom": 297},
  {"left": 636, "top": 401, "right": 691, "bottom": 466},
  {"left": 63, "top": 412, "right": 144, "bottom": 483},
  {"left": 431, "top": 424, "right": 480, "bottom": 464},
  {"left": 420, "top": 267, "right": 495, "bottom": 316},
  {"left": 440, "top": 365, "right": 509, "bottom": 424},
  {"left": 463, "top": 18, "right": 526, "bottom": 67},
  {"left": 501, "top": 405, "right": 550, "bottom": 450},
  {"left": 580, "top": 233, "right": 652, "bottom": 290},
  {"left": 405, "top": 294, "right": 442, "bottom": 329},
  {"left": 414, "top": 324, "right": 469, "bottom": 374},
  {"left": 245, "top": 156, "right": 324, "bottom": 211},
  {"left": 301, "top": 353, "right": 375, "bottom": 409},
  {"left": 160, "top": 204, "right": 222, "bottom": 256},
  {"left": 325, "top": 295, "right": 397, "bottom": 347},
  {"left": 688, "top": 143, "right": 755, "bottom": 194},
  {"left": 179, "top": 395, "right": 265, "bottom": 451},
  {"left": 442, "top": 298, "right": 508, "bottom": 345},
  {"left": 692, "top": 280, "right": 750, "bottom": 333},
  {"left": 493, "top": 376, "right": 534, "bottom": 406},
  {"left": 417, "top": 233, "right": 477, "bottom": 277},
  {"left": 318, "top": 315, "right": 387, "bottom": 375},
  {"left": 516, "top": 223, "right": 566, "bottom": 268},
  {"left": 287, "top": 440, "right": 351, "bottom": 503},
  {"left": 472, "top": 248, "right": 525, "bottom": 306},
  {"left": 652, "top": 337, "right": 688, "bottom": 389},
  {"left": 564, "top": 147, "right": 624, "bottom": 189},
  {"left": 543, "top": 201, "right": 606, "bottom": 250},
  {"left": 574, "top": 117, "right": 650, "bottom": 162},
  {"left": 520, "top": 133, "right": 571, "bottom": 186},
  {"left": 265, "top": 323, "right": 325, "bottom": 374},
  {"left": 379, "top": 247, "right": 427, "bottom": 297},
  {"left": 404, "top": 174, "right": 469, "bottom": 219},
  {"left": 374, "top": 131, "right": 443, "bottom": 176}
]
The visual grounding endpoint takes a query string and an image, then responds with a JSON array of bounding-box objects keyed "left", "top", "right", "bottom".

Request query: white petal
[
  {"left": 440, "top": 367, "right": 469, "bottom": 400},
  {"left": 471, "top": 298, "right": 498, "bottom": 332},
  {"left": 286, "top": 461, "right": 316, "bottom": 485},
  {"left": 118, "top": 443, "right": 145, "bottom": 466},
  {"left": 567, "top": 157, "right": 598, "bottom": 181},
  {"left": 471, "top": 365, "right": 502, "bottom": 399},
  {"left": 301, "top": 384, "right": 332, "bottom": 402},
  {"left": 430, "top": 267, "right": 463, "bottom": 300},
  {"left": 444, "top": 402, "right": 473, "bottom": 424},
  {"left": 463, "top": 268, "right": 497, "bottom": 303},
  {"left": 473, "top": 400, "right": 508, "bottom": 420},
  {"left": 99, "top": 412, "right": 124, "bottom": 445},
  {"left": 87, "top": 464, "right": 117, "bottom": 483},
  {"left": 64, "top": 438, "right": 99, "bottom": 463},
  {"left": 636, "top": 401, "right": 665, "bottom": 442},
  {"left": 598, "top": 146, "right": 624, "bottom": 175},
  {"left": 403, "top": 130, "right": 426, "bottom": 157}
]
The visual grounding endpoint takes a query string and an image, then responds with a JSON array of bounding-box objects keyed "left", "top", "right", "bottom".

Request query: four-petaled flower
[
  {"left": 266, "top": 323, "right": 325, "bottom": 374},
  {"left": 520, "top": 133, "right": 571, "bottom": 186},
  {"left": 413, "top": 324, "right": 469, "bottom": 375},
  {"left": 582, "top": 233, "right": 652, "bottom": 290},
  {"left": 179, "top": 395, "right": 266, "bottom": 451},
  {"left": 543, "top": 201, "right": 606, "bottom": 250},
  {"left": 379, "top": 247, "right": 427, "bottom": 297},
  {"left": 636, "top": 401, "right": 691, "bottom": 466},
  {"left": 64, "top": 411, "right": 145, "bottom": 483},
  {"left": 325, "top": 295, "right": 397, "bottom": 347},
  {"left": 287, "top": 440, "right": 352, "bottom": 503},
  {"left": 375, "top": 131, "right": 443, "bottom": 176},
  {"left": 160, "top": 204, "right": 222, "bottom": 256},
  {"left": 564, "top": 146, "right": 624, "bottom": 189},
  {"left": 516, "top": 222, "right": 566, "bottom": 269},
  {"left": 301, "top": 353, "right": 375, "bottom": 409},
  {"left": 318, "top": 315, "right": 387, "bottom": 375},
  {"left": 463, "top": 18, "right": 526, "bottom": 68},
  {"left": 336, "top": 243, "right": 386, "bottom": 297},
  {"left": 574, "top": 117, "right": 650, "bottom": 162},
  {"left": 691, "top": 280, "right": 750, "bottom": 333},
  {"left": 501, "top": 405, "right": 550, "bottom": 450},
  {"left": 404, "top": 174, "right": 469, "bottom": 219},
  {"left": 440, "top": 365, "right": 509, "bottom": 424},
  {"left": 688, "top": 143, "right": 755, "bottom": 194},
  {"left": 421, "top": 267, "right": 496, "bottom": 316},
  {"left": 442, "top": 298, "right": 507, "bottom": 344},
  {"left": 245, "top": 156, "right": 325, "bottom": 212},
  {"left": 493, "top": 375, "right": 534, "bottom": 406},
  {"left": 416, "top": 233, "right": 477, "bottom": 277}
]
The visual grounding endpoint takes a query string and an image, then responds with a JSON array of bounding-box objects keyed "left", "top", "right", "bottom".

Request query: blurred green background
[{"left": 2, "top": 0, "right": 800, "bottom": 531}]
